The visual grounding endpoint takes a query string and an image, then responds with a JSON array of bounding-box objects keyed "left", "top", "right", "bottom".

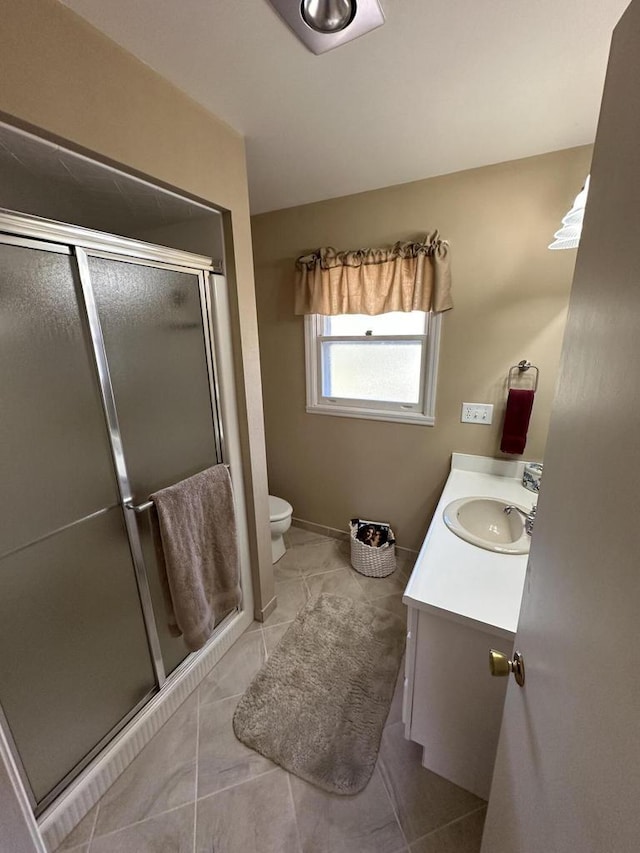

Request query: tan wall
[
  {"left": 252, "top": 146, "right": 592, "bottom": 550},
  {"left": 0, "top": 0, "right": 274, "bottom": 617}
]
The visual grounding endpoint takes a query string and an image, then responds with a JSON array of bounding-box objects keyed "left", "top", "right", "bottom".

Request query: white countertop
[{"left": 403, "top": 453, "right": 537, "bottom": 640}]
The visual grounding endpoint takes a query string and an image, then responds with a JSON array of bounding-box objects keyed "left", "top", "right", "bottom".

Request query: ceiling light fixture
[
  {"left": 301, "top": 0, "right": 355, "bottom": 34},
  {"left": 548, "top": 176, "right": 590, "bottom": 250},
  {"left": 267, "top": 0, "right": 384, "bottom": 54}
]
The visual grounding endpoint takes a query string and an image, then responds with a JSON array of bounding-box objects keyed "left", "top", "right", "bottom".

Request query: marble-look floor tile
[
  {"left": 93, "top": 693, "right": 198, "bottom": 837},
  {"left": 369, "top": 593, "right": 408, "bottom": 625},
  {"left": 286, "top": 525, "right": 332, "bottom": 548},
  {"left": 55, "top": 804, "right": 98, "bottom": 851},
  {"left": 305, "top": 567, "right": 366, "bottom": 601},
  {"left": 409, "top": 807, "right": 487, "bottom": 852},
  {"left": 199, "top": 630, "right": 265, "bottom": 706},
  {"left": 378, "top": 723, "right": 483, "bottom": 843},
  {"left": 396, "top": 553, "right": 417, "bottom": 581},
  {"left": 290, "top": 768, "right": 406, "bottom": 853},
  {"left": 296, "top": 539, "right": 351, "bottom": 577},
  {"left": 263, "top": 579, "right": 309, "bottom": 627},
  {"left": 352, "top": 568, "right": 407, "bottom": 601},
  {"left": 195, "top": 769, "right": 300, "bottom": 853},
  {"left": 274, "top": 546, "right": 306, "bottom": 581},
  {"left": 263, "top": 621, "right": 292, "bottom": 656},
  {"left": 197, "top": 695, "right": 275, "bottom": 798},
  {"left": 90, "top": 803, "right": 194, "bottom": 852},
  {"left": 276, "top": 539, "right": 351, "bottom": 581},
  {"left": 244, "top": 620, "right": 263, "bottom": 633}
]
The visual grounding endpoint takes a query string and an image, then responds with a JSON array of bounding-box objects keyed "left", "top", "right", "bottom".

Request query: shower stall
[{"left": 0, "top": 209, "right": 244, "bottom": 816}]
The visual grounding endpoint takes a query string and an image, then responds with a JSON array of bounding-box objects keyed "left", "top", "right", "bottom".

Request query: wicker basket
[{"left": 349, "top": 522, "right": 397, "bottom": 578}]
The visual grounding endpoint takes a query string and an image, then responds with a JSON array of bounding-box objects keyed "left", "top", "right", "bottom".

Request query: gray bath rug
[{"left": 232, "top": 593, "right": 405, "bottom": 795}]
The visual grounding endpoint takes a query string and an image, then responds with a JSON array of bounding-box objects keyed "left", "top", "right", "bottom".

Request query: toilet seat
[{"left": 269, "top": 495, "right": 292, "bottom": 522}]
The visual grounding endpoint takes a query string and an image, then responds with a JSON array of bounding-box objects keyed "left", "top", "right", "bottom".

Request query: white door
[{"left": 482, "top": 3, "right": 640, "bottom": 851}]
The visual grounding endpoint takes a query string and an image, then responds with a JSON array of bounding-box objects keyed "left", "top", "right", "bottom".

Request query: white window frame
[{"left": 304, "top": 311, "right": 442, "bottom": 426}]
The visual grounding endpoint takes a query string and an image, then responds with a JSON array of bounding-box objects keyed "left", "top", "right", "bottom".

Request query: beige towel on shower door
[{"left": 150, "top": 464, "right": 242, "bottom": 652}]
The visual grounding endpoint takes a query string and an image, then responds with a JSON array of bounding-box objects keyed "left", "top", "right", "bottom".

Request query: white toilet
[{"left": 269, "top": 495, "right": 293, "bottom": 563}]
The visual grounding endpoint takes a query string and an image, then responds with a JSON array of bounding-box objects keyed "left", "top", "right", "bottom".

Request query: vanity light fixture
[
  {"left": 266, "top": 0, "right": 385, "bottom": 54},
  {"left": 548, "top": 175, "right": 590, "bottom": 250}
]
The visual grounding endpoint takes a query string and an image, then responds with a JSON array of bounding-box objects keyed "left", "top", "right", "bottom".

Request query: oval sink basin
[{"left": 442, "top": 497, "right": 531, "bottom": 554}]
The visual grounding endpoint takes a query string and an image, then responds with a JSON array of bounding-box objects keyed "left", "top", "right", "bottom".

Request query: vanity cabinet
[
  {"left": 402, "top": 453, "right": 532, "bottom": 800},
  {"left": 403, "top": 605, "right": 513, "bottom": 799}
]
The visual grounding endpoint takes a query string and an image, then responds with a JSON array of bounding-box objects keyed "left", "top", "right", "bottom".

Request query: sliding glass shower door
[
  {"left": 0, "top": 224, "right": 226, "bottom": 812},
  {"left": 87, "top": 253, "right": 223, "bottom": 674},
  {"left": 0, "top": 239, "right": 156, "bottom": 806}
]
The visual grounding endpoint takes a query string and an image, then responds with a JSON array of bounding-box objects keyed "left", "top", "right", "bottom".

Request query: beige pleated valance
[{"left": 294, "top": 232, "right": 452, "bottom": 316}]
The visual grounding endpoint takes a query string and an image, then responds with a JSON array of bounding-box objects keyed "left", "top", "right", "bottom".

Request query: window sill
[{"left": 306, "top": 403, "right": 435, "bottom": 426}]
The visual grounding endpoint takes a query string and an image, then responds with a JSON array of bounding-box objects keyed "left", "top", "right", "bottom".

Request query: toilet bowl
[{"left": 269, "top": 495, "right": 293, "bottom": 563}]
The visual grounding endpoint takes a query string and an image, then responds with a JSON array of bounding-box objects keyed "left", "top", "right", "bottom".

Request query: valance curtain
[{"left": 294, "top": 232, "right": 452, "bottom": 316}]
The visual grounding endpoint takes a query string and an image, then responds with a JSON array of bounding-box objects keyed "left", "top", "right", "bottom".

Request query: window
[{"left": 304, "top": 310, "right": 442, "bottom": 425}]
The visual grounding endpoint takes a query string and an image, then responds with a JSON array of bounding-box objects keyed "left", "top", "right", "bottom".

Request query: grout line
[
  {"left": 192, "top": 798, "right": 198, "bottom": 853},
  {"left": 84, "top": 802, "right": 100, "bottom": 853},
  {"left": 376, "top": 761, "right": 410, "bottom": 850},
  {"left": 88, "top": 801, "right": 196, "bottom": 844},
  {"left": 260, "top": 623, "right": 268, "bottom": 660},
  {"left": 409, "top": 803, "right": 488, "bottom": 847},
  {"left": 285, "top": 772, "right": 304, "bottom": 853},
  {"left": 193, "top": 688, "right": 200, "bottom": 853},
  {"left": 195, "top": 766, "right": 281, "bottom": 804},
  {"left": 198, "top": 690, "right": 244, "bottom": 711},
  {"left": 302, "top": 566, "right": 346, "bottom": 582},
  {"left": 302, "top": 577, "right": 311, "bottom": 599}
]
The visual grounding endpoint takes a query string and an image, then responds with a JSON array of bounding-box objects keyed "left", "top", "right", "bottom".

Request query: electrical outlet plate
[{"left": 461, "top": 403, "right": 494, "bottom": 424}]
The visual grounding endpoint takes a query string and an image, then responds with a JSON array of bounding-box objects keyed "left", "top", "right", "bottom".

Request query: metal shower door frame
[
  {"left": 0, "top": 211, "right": 228, "bottom": 811},
  {"left": 75, "top": 245, "right": 227, "bottom": 690}
]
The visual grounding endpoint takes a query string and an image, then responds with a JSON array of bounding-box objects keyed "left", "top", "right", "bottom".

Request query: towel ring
[{"left": 508, "top": 360, "right": 539, "bottom": 393}]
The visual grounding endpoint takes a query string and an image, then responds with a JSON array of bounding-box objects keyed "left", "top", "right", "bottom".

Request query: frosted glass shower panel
[
  {"left": 89, "top": 256, "right": 221, "bottom": 674},
  {"left": 321, "top": 340, "right": 423, "bottom": 403},
  {"left": 0, "top": 508, "right": 156, "bottom": 803},
  {"left": 0, "top": 242, "right": 118, "bottom": 557},
  {"left": 89, "top": 257, "right": 219, "bottom": 498}
]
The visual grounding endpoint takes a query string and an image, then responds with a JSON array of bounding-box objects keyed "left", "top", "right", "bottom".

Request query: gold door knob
[{"left": 489, "top": 649, "right": 525, "bottom": 687}]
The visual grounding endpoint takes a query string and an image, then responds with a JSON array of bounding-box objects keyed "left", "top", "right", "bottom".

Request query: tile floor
[{"left": 55, "top": 526, "right": 486, "bottom": 853}]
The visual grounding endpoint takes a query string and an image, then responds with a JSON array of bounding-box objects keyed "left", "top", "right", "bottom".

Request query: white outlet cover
[{"left": 461, "top": 403, "right": 494, "bottom": 424}]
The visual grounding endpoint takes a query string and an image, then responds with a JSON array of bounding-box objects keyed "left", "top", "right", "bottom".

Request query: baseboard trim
[
  {"left": 257, "top": 594, "right": 278, "bottom": 621},
  {"left": 291, "top": 517, "right": 419, "bottom": 560},
  {"left": 38, "top": 607, "right": 252, "bottom": 852}
]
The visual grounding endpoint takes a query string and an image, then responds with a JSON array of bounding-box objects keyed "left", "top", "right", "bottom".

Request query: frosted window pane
[
  {"left": 324, "top": 311, "right": 426, "bottom": 336},
  {"left": 322, "top": 341, "right": 422, "bottom": 403}
]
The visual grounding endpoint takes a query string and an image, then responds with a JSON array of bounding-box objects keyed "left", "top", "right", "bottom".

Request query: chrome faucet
[{"left": 504, "top": 504, "right": 537, "bottom": 536}]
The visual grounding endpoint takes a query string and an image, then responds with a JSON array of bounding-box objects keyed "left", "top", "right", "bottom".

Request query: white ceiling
[{"left": 59, "top": 0, "right": 629, "bottom": 214}]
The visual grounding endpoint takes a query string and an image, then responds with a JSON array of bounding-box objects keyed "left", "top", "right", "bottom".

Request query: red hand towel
[{"left": 500, "top": 389, "right": 535, "bottom": 455}]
